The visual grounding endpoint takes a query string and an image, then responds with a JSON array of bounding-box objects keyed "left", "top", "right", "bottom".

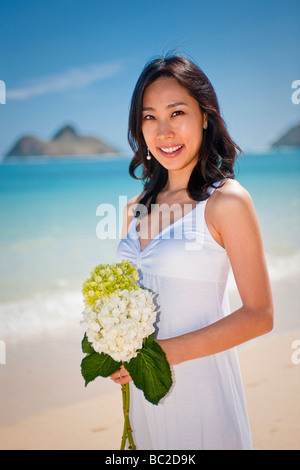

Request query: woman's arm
[{"left": 157, "top": 180, "right": 274, "bottom": 365}]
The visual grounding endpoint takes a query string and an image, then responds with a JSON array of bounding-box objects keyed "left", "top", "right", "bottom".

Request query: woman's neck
[{"left": 162, "top": 168, "right": 191, "bottom": 194}]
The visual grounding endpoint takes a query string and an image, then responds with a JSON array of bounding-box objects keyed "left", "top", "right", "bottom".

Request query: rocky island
[
  {"left": 6, "top": 125, "right": 118, "bottom": 157},
  {"left": 271, "top": 122, "right": 300, "bottom": 148}
]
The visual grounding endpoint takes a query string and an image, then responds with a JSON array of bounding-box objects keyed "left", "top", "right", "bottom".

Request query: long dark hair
[{"left": 128, "top": 55, "right": 242, "bottom": 213}]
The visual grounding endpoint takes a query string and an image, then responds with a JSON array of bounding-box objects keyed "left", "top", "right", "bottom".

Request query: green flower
[{"left": 82, "top": 260, "right": 140, "bottom": 306}]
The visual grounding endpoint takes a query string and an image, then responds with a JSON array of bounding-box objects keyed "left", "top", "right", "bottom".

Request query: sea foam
[
  {"left": 1, "top": 251, "right": 299, "bottom": 341},
  {"left": 0, "top": 289, "right": 84, "bottom": 341}
]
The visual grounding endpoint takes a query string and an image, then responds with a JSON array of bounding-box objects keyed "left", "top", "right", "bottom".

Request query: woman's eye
[
  {"left": 143, "top": 115, "right": 155, "bottom": 120},
  {"left": 172, "top": 110, "right": 184, "bottom": 117}
]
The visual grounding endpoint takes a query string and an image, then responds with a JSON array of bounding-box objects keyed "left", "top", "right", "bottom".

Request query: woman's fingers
[{"left": 110, "top": 365, "right": 132, "bottom": 383}]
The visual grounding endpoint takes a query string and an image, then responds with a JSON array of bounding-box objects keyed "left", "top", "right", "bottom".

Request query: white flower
[{"left": 82, "top": 287, "right": 156, "bottom": 363}]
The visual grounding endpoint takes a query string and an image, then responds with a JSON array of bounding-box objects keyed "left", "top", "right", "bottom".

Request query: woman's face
[{"left": 142, "top": 76, "right": 207, "bottom": 173}]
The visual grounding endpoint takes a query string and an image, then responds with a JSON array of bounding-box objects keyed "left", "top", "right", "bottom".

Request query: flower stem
[
  {"left": 120, "top": 384, "right": 127, "bottom": 450},
  {"left": 120, "top": 383, "right": 136, "bottom": 450}
]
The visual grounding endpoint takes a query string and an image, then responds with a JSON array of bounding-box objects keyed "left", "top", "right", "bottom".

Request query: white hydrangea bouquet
[{"left": 80, "top": 260, "right": 172, "bottom": 450}]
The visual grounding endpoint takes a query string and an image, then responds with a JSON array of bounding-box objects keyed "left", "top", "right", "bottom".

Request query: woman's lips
[{"left": 158, "top": 144, "right": 184, "bottom": 158}]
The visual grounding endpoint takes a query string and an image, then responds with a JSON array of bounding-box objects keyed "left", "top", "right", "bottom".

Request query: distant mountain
[
  {"left": 271, "top": 122, "right": 300, "bottom": 148},
  {"left": 6, "top": 125, "right": 118, "bottom": 157}
]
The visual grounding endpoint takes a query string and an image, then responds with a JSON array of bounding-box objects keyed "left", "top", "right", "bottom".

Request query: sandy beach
[{"left": 0, "top": 274, "right": 299, "bottom": 450}]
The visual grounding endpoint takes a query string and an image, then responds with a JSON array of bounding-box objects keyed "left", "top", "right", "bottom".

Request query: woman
[{"left": 112, "top": 55, "right": 273, "bottom": 450}]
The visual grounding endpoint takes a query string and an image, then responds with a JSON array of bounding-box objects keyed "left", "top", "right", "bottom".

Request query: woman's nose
[{"left": 157, "top": 120, "right": 175, "bottom": 139}]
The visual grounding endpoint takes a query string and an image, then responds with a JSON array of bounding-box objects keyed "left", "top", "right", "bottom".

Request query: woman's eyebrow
[
  {"left": 142, "top": 101, "right": 188, "bottom": 112},
  {"left": 167, "top": 101, "right": 188, "bottom": 108}
]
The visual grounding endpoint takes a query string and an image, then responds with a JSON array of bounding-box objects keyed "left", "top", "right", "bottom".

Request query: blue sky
[{"left": 0, "top": 0, "right": 299, "bottom": 156}]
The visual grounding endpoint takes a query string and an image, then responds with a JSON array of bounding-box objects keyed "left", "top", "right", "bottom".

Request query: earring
[{"left": 146, "top": 148, "right": 151, "bottom": 160}]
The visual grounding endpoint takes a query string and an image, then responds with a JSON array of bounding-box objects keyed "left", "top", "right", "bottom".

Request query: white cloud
[{"left": 6, "top": 60, "right": 123, "bottom": 100}]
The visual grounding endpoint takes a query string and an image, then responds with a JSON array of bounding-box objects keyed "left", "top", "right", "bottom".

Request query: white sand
[{"left": 0, "top": 275, "right": 299, "bottom": 450}]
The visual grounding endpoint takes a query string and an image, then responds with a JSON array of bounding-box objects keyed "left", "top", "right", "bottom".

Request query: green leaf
[
  {"left": 81, "top": 352, "right": 121, "bottom": 386},
  {"left": 143, "top": 331, "right": 155, "bottom": 347},
  {"left": 81, "top": 333, "right": 95, "bottom": 355},
  {"left": 125, "top": 340, "right": 173, "bottom": 405}
]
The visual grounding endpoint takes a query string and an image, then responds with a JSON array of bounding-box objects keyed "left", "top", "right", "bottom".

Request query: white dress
[{"left": 117, "top": 182, "right": 252, "bottom": 450}]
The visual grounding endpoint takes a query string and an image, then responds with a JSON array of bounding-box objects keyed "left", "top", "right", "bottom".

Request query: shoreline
[{"left": 1, "top": 262, "right": 299, "bottom": 342}]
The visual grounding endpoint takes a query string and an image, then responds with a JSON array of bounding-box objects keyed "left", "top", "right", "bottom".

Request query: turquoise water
[
  {"left": 0, "top": 149, "right": 299, "bottom": 338},
  {"left": 235, "top": 149, "right": 300, "bottom": 254}
]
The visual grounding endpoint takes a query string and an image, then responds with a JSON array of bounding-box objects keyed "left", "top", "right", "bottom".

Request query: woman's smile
[{"left": 158, "top": 144, "right": 184, "bottom": 158}]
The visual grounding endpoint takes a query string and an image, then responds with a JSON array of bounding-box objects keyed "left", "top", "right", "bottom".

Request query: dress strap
[{"left": 207, "top": 179, "right": 224, "bottom": 196}]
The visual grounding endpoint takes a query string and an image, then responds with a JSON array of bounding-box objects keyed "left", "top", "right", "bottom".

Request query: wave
[
  {"left": 265, "top": 251, "right": 300, "bottom": 281},
  {"left": 0, "top": 289, "right": 84, "bottom": 341},
  {"left": 225, "top": 251, "right": 300, "bottom": 292},
  {"left": 1, "top": 251, "right": 299, "bottom": 341}
]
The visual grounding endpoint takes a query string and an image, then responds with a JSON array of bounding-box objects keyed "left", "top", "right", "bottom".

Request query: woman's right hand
[{"left": 110, "top": 364, "right": 132, "bottom": 384}]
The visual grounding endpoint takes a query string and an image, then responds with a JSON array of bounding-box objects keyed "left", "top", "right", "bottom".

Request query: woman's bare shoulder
[
  {"left": 207, "top": 178, "right": 255, "bottom": 230},
  {"left": 213, "top": 178, "right": 253, "bottom": 208},
  {"left": 205, "top": 178, "right": 262, "bottom": 251},
  {"left": 217, "top": 178, "right": 249, "bottom": 195}
]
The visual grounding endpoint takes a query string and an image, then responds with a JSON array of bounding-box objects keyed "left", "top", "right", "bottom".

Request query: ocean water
[{"left": 0, "top": 149, "right": 299, "bottom": 339}]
